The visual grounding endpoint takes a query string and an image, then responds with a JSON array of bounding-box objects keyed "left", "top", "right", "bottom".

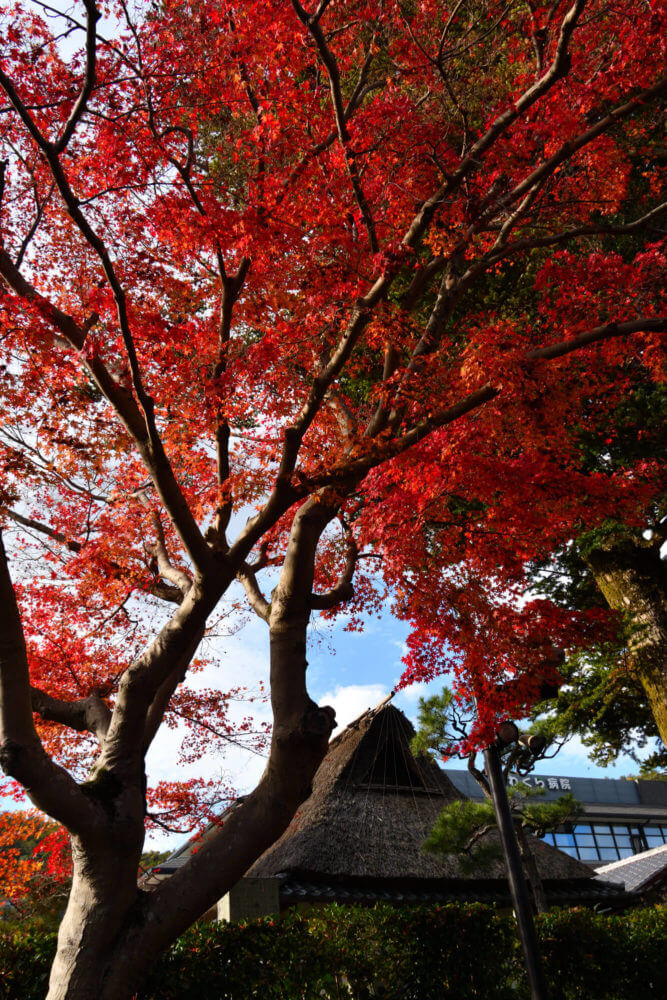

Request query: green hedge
[
  {"left": 1, "top": 904, "right": 665, "bottom": 1000},
  {"left": 0, "top": 919, "right": 58, "bottom": 1000},
  {"left": 537, "top": 906, "right": 667, "bottom": 1000}
]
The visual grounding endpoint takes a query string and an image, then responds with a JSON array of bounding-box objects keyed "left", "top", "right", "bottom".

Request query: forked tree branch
[
  {"left": 310, "top": 520, "right": 358, "bottom": 609},
  {"left": 291, "top": 0, "right": 379, "bottom": 253},
  {"left": 402, "top": 0, "right": 588, "bottom": 249},
  {"left": 479, "top": 75, "right": 667, "bottom": 230},
  {"left": 263, "top": 0, "right": 589, "bottom": 496},
  {"left": 0, "top": 41, "right": 213, "bottom": 573},
  {"left": 305, "top": 314, "right": 667, "bottom": 490},
  {"left": 55, "top": 0, "right": 99, "bottom": 153},
  {"left": 142, "top": 504, "right": 192, "bottom": 598}
]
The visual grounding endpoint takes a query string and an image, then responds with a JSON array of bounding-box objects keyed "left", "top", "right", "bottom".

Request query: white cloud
[
  {"left": 394, "top": 681, "right": 432, "bottom": 703},
  {"left": 317, "top": 683, "right": 389, "bottom": 735}
]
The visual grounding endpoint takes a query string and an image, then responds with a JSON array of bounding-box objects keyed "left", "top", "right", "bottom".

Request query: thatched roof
[{"left": 249, "top": 702, "right": 592, "bottom": 883}]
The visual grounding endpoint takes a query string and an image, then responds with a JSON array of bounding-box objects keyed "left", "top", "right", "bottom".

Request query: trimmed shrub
[
  {"left": 0, "top": 903, "right": 665, "bottom": 999},
  {"left": 306, "top": 903, "right": 517, "bottom": 1000},
  {"left": 537, "top": 906, "right": 667, "bottom": 1000},
  {"left": 139, "top": 913, "right": 335, "bottom": 999}
]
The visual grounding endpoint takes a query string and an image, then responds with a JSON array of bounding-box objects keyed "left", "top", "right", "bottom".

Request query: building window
[{"left": 541, "top": 822, "right": 667, "bottom": 862}]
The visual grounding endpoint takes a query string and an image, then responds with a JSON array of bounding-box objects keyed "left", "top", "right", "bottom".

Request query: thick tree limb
[
  {"left": 214, "top": 258, "right": 250, "bottom": 544},
  {"left": 0, "top": 531, "right": 104, "bottom": 836},
  {"left": 527, "top": 317, "right": 667, "bottom": 361},
  {"left": 142, "top": 624, "right": 206, "bottom": 751},
  {"left": 5, "top": 508, "right": 82, "bottom": 552},
  {"left": 468, "top": 752, "right": 491, "bottom": 798},
  {"left": 100, "top": 567, "right": 236, "bottom": 767},
  {"left": 30, "top": 687, "right": 111, "bottom": 744},
  {"left": 464, "top": 822, "right": 497, "bottom": 852}
]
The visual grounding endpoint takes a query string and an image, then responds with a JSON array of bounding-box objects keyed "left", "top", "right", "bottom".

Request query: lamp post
[{"left": 483, "top": 726, "right": 549, "bottom": 1000}]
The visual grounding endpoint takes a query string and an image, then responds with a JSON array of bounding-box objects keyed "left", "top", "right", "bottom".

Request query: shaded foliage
[{"left": 1, "top": 904, "right": 665, "bottom": 1000}]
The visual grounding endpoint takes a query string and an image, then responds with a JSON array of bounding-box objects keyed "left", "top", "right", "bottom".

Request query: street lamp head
[
  {"left": 519, "top": 733, "right": 547, "bottom": 756},
  {"left": 496, "top": 721, "right": 520, "bottom": 746}
]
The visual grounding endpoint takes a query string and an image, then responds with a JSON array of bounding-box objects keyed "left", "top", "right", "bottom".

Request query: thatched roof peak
[{"left": 249, "top": 702, "right": 592, "bottom": 883}]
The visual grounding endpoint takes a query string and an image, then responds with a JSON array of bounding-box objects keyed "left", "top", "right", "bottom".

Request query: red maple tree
[
  {"left": 0, "top": 1, "right": 665, "bottom": 996},
  {"left": 0, "top": 809, "right": 70, "bottom": 916}
]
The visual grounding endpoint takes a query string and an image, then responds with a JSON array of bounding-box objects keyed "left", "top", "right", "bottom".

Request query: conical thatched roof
[{"left": 249, "top": 702, "right": 592, "bottom": 883}]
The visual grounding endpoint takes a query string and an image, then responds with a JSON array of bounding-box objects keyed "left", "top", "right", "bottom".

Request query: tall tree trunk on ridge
[{"left": 587, "top": 540, "right": 667, "bottom": 745}]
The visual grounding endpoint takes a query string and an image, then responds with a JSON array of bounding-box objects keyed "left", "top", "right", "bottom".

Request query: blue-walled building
[{"left": 444, "top": 769, "right": 667, "bottom": 865}]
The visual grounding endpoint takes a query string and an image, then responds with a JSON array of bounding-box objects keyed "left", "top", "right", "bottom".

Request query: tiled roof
[
  {"left": 277, "top": 875, "right": 627, "bottom": 908},
  {"left": 595, "top": 844, "right": 667, "bottom": 893}
]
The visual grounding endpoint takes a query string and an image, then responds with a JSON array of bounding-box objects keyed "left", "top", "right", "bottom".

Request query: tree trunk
[
  {"left": 46, "top": 709, "right": 335, "bottom": 1000},
  {"left": 515, "top": 822, "right": 548, "bottom": 914},
  {"left": 44, "top": 497, "right": 338, "bottom": 1000},
  {"left": 47, "top": 840, "right": 144, "bottom": 1000},
  {"left": 587, "top": 540, "right": 667, "bottom": 745}
]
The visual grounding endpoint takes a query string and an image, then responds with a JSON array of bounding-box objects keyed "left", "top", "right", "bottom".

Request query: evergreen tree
[{"left": 412, "top": 689, "right": 580, "bottom": 912}]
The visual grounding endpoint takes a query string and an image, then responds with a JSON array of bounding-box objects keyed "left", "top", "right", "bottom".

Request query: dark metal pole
[{"left": 484, "top": 742, "right": 549, "bottom": 1000}]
